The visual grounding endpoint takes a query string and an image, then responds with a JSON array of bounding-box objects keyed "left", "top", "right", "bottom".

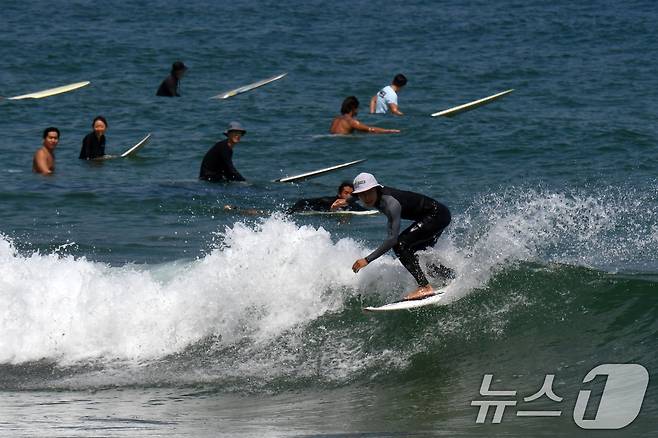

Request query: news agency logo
[{"left": 472, "top": 364, "right": 649, "bottom": 429}]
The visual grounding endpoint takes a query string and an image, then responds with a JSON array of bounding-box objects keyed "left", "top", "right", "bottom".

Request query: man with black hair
[
  {"left": 156, "top": 61, "right": 188, "bottom": 97},
  {"left": 370, "top": 74, "right": 407, "bottom": 115},
  {"left": 330, "top": 96, "right": 399, "bottom": 135},
  {"left": 288, "top": 182, "right": 367, "bottom": 213},
  {"left": 33, "top": 127, "right": 60, "bottom": 175}
]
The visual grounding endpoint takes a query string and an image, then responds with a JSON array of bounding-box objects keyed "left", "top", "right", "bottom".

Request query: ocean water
[{"left": 1, "top": 0, "right": 657, "bottom": 436}]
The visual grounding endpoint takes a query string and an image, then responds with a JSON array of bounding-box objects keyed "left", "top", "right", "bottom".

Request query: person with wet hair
[
  {"left": 156, "top": 61, "right": 188, "bottom": 97},
  {"left": 79, "top": 116, "right": 108, "bottom": 160},
  {"left": 288, "top": 181, "right": 367, "bottom": 213},
  {"left": 33, "top": 127, "right": 60, "bottom": 175},
  {"left": 330, "top": 96, "right": 399, "bottom": 135}
]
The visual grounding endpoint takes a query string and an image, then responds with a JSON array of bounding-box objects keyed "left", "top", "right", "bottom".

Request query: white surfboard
[
  {"left": 120, "top": 133, "right": 151, "bottom": 157},
  {"left": 296, "top": 209, "right": 379, "bottom": 216},
  {"left": 211, "top": 73, "right": 287, "bottom": 99},
  {"left": 363, "top": 291, "right": 446, "bottom": 312},
  {"left": 92, "top": 133, "right": 151, "bottom": 160},
  {"left": 275, "top": 159, "right": 366, "bottom": 183},
  {"left": 5, "top": 81, "right": 90, "bottom": 100},
  {"left": 431, "top": 89, "right": 514, "bottom": 117}
]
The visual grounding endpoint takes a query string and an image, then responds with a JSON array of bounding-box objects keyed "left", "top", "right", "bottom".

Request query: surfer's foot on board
[{"left": 403, "top": 284, "right": 435, "bottom": 301}]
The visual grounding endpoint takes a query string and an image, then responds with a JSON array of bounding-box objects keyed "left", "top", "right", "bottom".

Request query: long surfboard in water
[
  {"left": 274, "top": 159, "right": 366, "bottom": 183},
  {"left": 431, "top": 89, "right": 514, "bottom": 117},
  {"left": 5, "top": 81, "right": 91, "bottom": 100},
  {"left": 211, "top": 73, "right": 287, "bottom": 99}
]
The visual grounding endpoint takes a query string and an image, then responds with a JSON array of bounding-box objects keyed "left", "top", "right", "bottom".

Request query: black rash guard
[
  {"left": 156, "top": 74, "right": 180, "bottom": 97},
  {"left": 288, "top": 196, "right": 367, "bottom": 213},
  {"left": 365, "top": 186, "right": 443, "bottom": 263},
  {"left": 199, "top": 139, "right": 245, "bottom": 182},
  {"left": 79, "top": 132, "right": 106, "bottom": 160}
]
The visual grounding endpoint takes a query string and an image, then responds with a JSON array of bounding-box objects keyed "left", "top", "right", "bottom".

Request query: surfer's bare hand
[
  {"left": 352, "top": 258, "right": 368, "bottom": 273},
  {"left": 330, "top": 199, "right": 348, "bottom": 211}
]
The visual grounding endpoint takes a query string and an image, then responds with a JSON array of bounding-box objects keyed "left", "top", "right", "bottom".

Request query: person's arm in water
[
  {"left": 388, "top": 102, "right": 403, "bottom": 116},
  {"left": 350, "top": 118, "right": 400, "bottom": 134},
  {"left": 369, "top": 95, "right": 377, "bottom": 113},
  {"left": 33, "top": 148, "right": 52, "bottom": 175},
  {"left": 352, "top": 196, "right": 401, "bottom": 272}
]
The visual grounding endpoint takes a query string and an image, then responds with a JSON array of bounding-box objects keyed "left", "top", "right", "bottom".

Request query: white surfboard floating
[
  {"left": 93, "top": 133, "right": 151, "bottom": 160},
  {"left": 120, "top": 133, "right": 151, "bottom": 157},
  {"left": 296, "top": 209, "right": 379, "bottom": 216},
  {"left": 5, "top": 81, "right": 91, "bottom": 100},
  {"left": 431, "top": 89, "right": 514, "bottom": 117},
  {"left": 363, "top": 291, "right": 447, "bottom": 312},
  {"left": 211, "top": 73, "right": 287, "bottom": 100},
  {"left": 274, "top": 159, "right": 366, "bottom": 183}
]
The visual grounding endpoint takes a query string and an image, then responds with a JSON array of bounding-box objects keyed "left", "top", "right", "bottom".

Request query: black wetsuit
[
  {"left": 367, "top": 186, "right": 451, "bottom": 286},
  {"left": 199, "top": 139, "right": 245, "bottom": 182},
  {"left": 156, "top": 74, "right": 180, "bottom": 97},
  {"left": 79, "top": 132, "right": 106, "bottom": 160},
  {"left": 288, "top": 196, "right": 366, "bottom": 213}
]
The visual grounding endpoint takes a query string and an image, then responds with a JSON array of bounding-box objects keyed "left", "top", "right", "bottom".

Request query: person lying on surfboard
[
  {"left": 33, "top": 127, "right": 60, "bottom": 175},
  {"left": 330, "top": 96, "right": 400, "bottom": 135},
  {"left": 287, "top": 181, "right": 367, "bottom": 213},
  {"left": 369, "top": 73, "right": 407, "bottom": 115},
  {"left": 350, "top": 173, "right": 455, "bottom": 300}
]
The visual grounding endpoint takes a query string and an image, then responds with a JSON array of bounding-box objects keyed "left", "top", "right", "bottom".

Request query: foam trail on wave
[{"left": 429, "top": 185, "right": 658, "bottom": 302}]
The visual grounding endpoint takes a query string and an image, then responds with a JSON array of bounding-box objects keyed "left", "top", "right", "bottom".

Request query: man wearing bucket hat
[
  {"left": 156, "top": 61, "right": 188, "bottom": 97},
  {"left": 351, "top": 172, "right": 454, "bottom": 300},
  {"left": 199, "top": 121, "right": 247, "bottom": 182}
]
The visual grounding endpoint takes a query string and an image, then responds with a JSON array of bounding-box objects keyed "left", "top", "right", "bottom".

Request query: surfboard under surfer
[
  {"left": 330, "top": 96, "right": 400, "bottom": 135},
  {"left": 350, "top": 173, "right": 454, "bottom": 300}
]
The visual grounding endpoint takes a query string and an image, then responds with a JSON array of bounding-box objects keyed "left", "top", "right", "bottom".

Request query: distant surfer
[
  {"left": 199, "top": 121, "right": 247, "bottom": 182},
  {"left": 156, "top": 61, "right": 188, "bottom": 97},
  {"left": 32, "top": 127, "right": 60, "bottom": 175},
  {"left": 350, "top": 173, "right": 454, "bottom": 300},
  {"left": 288, "top": 182, "right": 368, "bottom": 213},
  {"left": 330, "top": 96, "right": 400, "bottom": 135},
  {"left": 79, "top": 116, "right": 108, "bottom": 160},
  {"left": 369, "top": 74, "right": 407, "bottom": 115}
]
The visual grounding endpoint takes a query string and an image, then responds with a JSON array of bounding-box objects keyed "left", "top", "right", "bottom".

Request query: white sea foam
[
  {"left": 0, "top": 217, "right": 404, "bottom": 365},
  {"left": 2, "top": 186, "right": 655, "bottom": 370}
]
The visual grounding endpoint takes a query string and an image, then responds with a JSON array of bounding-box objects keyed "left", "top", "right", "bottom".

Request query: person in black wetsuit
[
  {"left": 350, "top": 172, "right": 454, "bottom": 300},
  {"left": 199, "top": 121, "right": 247, "bottom": 182},
  {"left": 156, "top": 61, "right": 188, "bottom": 97},
  {"left": 288, "top": 182, "right": 367, "bottom": 213},
  {"left": 79, "top": 116, "right": 108, "bottom": 160}
]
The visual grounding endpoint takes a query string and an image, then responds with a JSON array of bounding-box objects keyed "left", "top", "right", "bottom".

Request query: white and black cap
[{"left": 352, "top": 172, "right": 382, "bottom": 194}]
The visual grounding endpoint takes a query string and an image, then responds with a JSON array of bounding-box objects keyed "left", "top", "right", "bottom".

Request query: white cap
[{"left": 352, "top": 172, "right": 382, "bottom": 194}]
